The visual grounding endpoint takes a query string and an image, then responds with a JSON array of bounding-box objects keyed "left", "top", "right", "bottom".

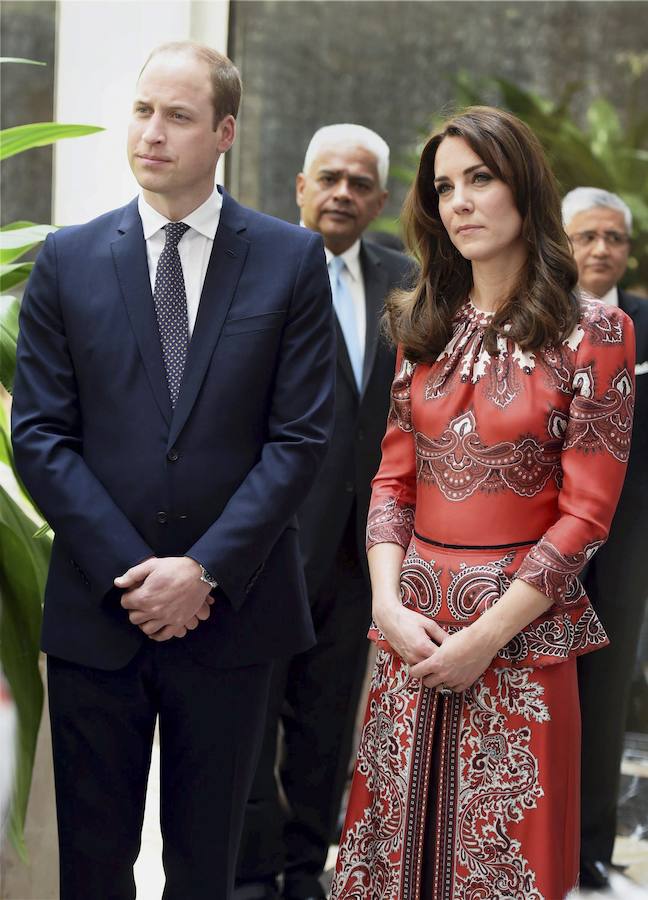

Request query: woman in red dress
[{"left": 331, "top": 107, "right": 635, "bottom": 900}]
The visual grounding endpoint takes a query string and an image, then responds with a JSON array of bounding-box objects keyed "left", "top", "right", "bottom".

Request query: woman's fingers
[
  {"left": 421, "top": 617, "right": 447, "bottom": 644},
  {"left": 409, "top": 656, "right": 439, "bottom": 680}
]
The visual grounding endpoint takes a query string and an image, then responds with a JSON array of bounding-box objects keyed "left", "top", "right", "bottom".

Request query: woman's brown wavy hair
[{"left": 387, "top": 106, "right": 579, "bottom": 361}]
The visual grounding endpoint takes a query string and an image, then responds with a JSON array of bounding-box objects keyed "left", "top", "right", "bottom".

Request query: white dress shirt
[
  {"left": 138, "top": 186, "right": 223, "bottom": 336},
  {"left": 600, "top": 285, "right": 619, "bottom": 307},
  {"left": 325, "top": 241, "right": 367, "bottom": 349}
]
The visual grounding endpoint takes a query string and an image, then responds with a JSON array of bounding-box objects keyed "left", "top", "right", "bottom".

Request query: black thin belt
[{"left": 413, "top": 530, "right": 540, "bottom": 551}]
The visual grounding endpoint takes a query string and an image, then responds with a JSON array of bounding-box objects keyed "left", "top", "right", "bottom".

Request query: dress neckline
[{"left": 463, "top": 297, "right": 495, "bottom": 326}]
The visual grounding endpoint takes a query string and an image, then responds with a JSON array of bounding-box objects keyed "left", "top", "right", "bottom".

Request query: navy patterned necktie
[{"left": 153, "top": 222, "right": 190, "bottom": 408}]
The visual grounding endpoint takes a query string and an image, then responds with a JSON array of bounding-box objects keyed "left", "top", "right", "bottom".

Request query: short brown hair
[
  {"left": 140, "top": 41, "right": 242, "bottom": 128},
  {"left": 388, "top": 106, "right": 579, "bottom": 362}
]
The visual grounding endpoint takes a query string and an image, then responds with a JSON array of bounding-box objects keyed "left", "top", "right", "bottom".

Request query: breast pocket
[{"left": 221, "top": 310, "right": 285, "bottom": 337}]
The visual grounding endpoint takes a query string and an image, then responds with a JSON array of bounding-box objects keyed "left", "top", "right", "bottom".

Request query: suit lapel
[
  {"left": 111, "top": 199, "right": 172, "bottom": 425},
  {"left": 336, "top": 316, "right": 359, "bottom": 397},
  {"left": 360, "top": 240, "right": 389, "bottom": 395},
  {"left": 168, "top": 192, "right": 250, "bottom": 447},
  {"left": 619, "top": 288, "right": 640, "bottom": 320}
]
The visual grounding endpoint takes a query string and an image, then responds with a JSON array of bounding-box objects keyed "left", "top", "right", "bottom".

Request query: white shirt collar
[
  {"left": 324, "top": 239, "right": 362, "bottom": 282},
  {"left": 599, "top": 285, "right": 619, "bottom": 307},
  {"left": 138, "top": 185, "right": 223, "bottom": 240}
]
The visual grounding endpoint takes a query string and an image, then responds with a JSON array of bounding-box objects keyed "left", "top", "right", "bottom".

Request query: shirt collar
[
  {"left": 138, "top": 185, "right": 223, "bottom": 241},
  {"left": 324, "top": 239, "right": 362, "bottom": 282},
  {"left": 599, "top": 285, "right": 619, "bottom": 307}
]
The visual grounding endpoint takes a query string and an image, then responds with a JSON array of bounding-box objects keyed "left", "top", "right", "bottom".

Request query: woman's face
[{"left": 433, "top": 135, "right": 525, "bottom": 266}]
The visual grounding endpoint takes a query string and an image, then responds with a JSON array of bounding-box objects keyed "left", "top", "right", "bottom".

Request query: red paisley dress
[{"left": 331, "top": 297, "right": 635, "bottom": 900}]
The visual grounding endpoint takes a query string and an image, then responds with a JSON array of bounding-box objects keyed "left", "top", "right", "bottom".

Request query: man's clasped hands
[{"left": 115, "top": 557, "right": 214, "bottom": 642}]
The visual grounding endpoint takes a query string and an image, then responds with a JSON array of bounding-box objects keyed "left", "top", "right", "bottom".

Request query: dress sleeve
[
  {"left": 516, "top": 305, "right": 636, "bottom": 606},
  {"left": 366, "top": 346, "right": 417, "bottom": 551}
]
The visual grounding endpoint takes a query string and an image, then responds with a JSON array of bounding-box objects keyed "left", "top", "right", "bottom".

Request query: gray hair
[
  {"left": 562, "top": 187, "right": 632, "bottom": 232},
  {"left": 303, "top": 124, "right": 390, "bottom": 189}
]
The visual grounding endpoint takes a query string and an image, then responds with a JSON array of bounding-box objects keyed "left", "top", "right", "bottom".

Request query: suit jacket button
[
  {"left": 156, "top": 511, "right": 168, "bottom": 524},
  {"left": 167, "top": 448, "right": 179, "bottom": 462}
]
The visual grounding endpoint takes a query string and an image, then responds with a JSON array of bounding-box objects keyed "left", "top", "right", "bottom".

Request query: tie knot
[
  {"left": 330, "top": 255, "right": 346, "bottom": 278},
  {"left": 164, "top": 222, "right": 189, "bottom": 247}
]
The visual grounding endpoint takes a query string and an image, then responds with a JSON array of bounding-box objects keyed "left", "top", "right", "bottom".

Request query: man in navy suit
[
  {"left": 11, "top": 41, "right": 335, "bottom": 900},
  {"left": 563, "top": 187, "right": 648, "bottom": 890},
  {"left": 236, "top": 125, "right": 414, "bottom": 900}
]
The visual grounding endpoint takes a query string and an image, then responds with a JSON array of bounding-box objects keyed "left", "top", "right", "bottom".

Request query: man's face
[
  {"left": 296, "top": 143, "right": 388, "bottom": 254},
  {"left": 566, "top": 207, "right": 631, "bottom": 298},
  {"left": 128, "top": 51, "right": 235, "bottom": 214}
]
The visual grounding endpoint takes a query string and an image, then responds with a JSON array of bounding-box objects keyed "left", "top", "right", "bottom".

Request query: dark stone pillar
[{"left": 1, "top": 2, "right": 56, "bottom": 228}]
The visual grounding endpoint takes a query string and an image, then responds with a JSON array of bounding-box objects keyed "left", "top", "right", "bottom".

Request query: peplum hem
[{"left": 367, "top": 536, "right": 609, "bottom": 669}]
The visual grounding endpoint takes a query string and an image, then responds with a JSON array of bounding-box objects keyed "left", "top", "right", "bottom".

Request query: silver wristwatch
[{"left": 199, "top": 565, "right": 218, "bottom": 590}]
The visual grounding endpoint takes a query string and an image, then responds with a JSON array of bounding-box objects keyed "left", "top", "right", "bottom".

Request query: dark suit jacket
[
  {"left": 298, "top": 239, "right": 414, "bottom": 593},
  {"left": 11, "top": 191, "right": 336, "bottom": 671},
  {"left": 591, "top": 289, "right": 648, "bottom": 604}
]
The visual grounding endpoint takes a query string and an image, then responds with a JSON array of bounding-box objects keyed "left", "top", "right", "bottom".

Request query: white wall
[{"left": 54, "top": 0, "right": 230, "bottom": 225}]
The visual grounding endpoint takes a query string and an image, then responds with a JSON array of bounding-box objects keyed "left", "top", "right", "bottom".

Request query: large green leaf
[
  {"left": 0, "top": 59, "right": 46, "bottom": 67},
  {"left": 0, "top": 462, "right": 50, "bottom": 860},
  {"left": 0, "top": 223, "right": 57, "bottom": 265},
  {"left": 0, "top": 123, "right": 104, "bottom": 161},
  {"left": 0, "top": 263, "right": 33, "bottom": 294},
  {"left": 1, "top": 295, "right": 19, "bottom": 394}
]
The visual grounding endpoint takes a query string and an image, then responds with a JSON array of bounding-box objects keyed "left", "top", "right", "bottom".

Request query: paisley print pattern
[
  {"left": 564, "top": 367, "right": 634, "bottom": 461},
  {"left": 424, "top": 302, "right": 535, "bottom": 410},
  {"left": 366, "top": 496, "right": 415, "bottom": 551},
  {"left": 333, "top": 659, "right": 579, "bottom": 900},
  {"left": 453, "top": 669, "right": 549, "bottom": 900},
  {"left": 580, "top": 295, "right": 626, "bottom": 344},
  {"left": 446, "top": 552, "right": 514, "bottom": 619},
  {"left": 415, "top": 411, "right": 561, "bottom": 501},
  {"left": 516, "top": 537, "right": 602, "bottom": 608},
  {"left": 369, "top": 540, "right": 608, "bottom": 668},
  {"left": 333, "top": 297, "right": 635, "bottom": 898},
  {"left": 389, "top": 357, "right": 416, "bottom": 432},
  {"left": 332, "top": 650, "right": 416, "bottom": 899},
  {"left": 400, "top": 542, "right": 443, "bottom": 617}
]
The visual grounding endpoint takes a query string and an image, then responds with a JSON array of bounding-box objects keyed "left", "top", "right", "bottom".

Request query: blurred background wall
[
  {"left": 3, "top": 1, "right": 647, "bottom": 229},
  {"left": 228, "top": 1, "right": 648, "bottom": 228}
]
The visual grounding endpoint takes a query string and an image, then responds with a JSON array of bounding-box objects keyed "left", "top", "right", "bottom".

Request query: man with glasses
[{"left": 563, "top": 187, "right": 648, "bottom": 889}]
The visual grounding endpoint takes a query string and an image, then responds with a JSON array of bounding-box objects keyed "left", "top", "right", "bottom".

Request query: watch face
[{"left": 200, "top": 567, "right": 217, "bottom": 588}]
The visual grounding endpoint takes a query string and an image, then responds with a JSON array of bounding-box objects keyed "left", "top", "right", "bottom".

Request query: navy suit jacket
[{"left": 11, "top": 191, "right": 336, "bottom": 670}]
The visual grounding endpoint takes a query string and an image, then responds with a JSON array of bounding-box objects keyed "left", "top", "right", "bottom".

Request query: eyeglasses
[{"left": 569, "top": 230, "right": 631, "bottom": 248}]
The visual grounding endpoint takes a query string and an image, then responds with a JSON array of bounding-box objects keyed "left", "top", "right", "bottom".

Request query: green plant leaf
[
  {"left": 0, "top": 224, "right": 56, "bottom": 264},
  {"left": 0, "top": 59, "right": 46, "bottom": 66},
  {"left": 370, "top": 215, "right": 402, "bottom": 237},
  {"left": 390, "top": 163, "right": 418, "bottom": 183},
  {"left": 0, "top": 263, "right": 33, "bottom": 294},
  {"left": 587, "top": 98, "right": 623, "bottom": 154},
  {"left": 0, "top": 459, "right": 50, "bottom": 859},
  {"left": 1, "top": 294, "right": 20, "bottom": 393},
  {"left": 0, "top": 123, "right": 104, "bottom": 161}
]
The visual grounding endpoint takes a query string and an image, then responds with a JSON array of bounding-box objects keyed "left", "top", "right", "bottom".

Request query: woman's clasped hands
[
  {"left": 375, "top": 600, "right": 499, "bottom": 694},
  {"left": 409, "top": 622, "right": 499, "bottom": 693}
]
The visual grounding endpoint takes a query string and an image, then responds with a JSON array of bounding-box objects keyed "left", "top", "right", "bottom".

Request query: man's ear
[
  {"left": 216, "top": 115, "right": 237, "bottom": 153},
  {"left": 372, "top": 189, "right": 389, "bottom": 221},
  {"left": 295, "top": 172, "right": 306, "bottom": 209}
]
